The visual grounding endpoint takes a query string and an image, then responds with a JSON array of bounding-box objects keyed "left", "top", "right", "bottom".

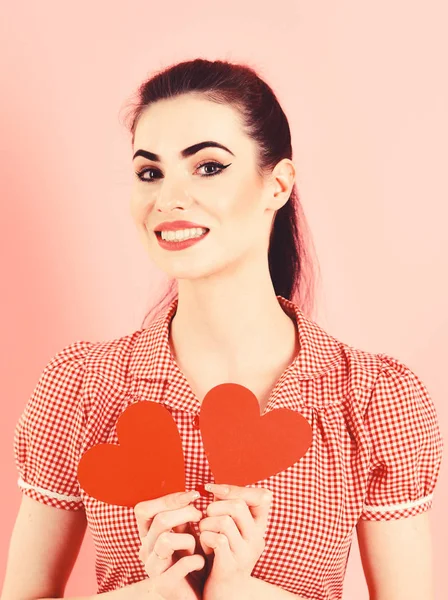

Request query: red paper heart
[
  {"left": 199, "top": 383, "right": 312, "bottom": 486},
  {"left": 77, "top": 401, "right": 185, "bottom": 507}
]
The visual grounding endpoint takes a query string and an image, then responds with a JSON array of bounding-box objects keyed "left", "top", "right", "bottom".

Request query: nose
[{"left": 154, "top": 178, "right": 194, "bottom": 213}]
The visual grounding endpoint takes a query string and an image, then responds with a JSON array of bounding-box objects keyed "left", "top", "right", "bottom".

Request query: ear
[{"left": 266, "top": 158, "right": 296, "bottom": 211}]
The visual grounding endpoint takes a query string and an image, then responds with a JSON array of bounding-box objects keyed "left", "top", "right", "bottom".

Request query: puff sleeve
[
  {"left": 13, "top": 340, "right": 94, "bottom": 511},
  {"left": 360, "top": 353, "right": 444, "bottom": 521}
]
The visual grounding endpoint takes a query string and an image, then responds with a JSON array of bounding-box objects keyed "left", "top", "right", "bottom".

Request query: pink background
[{"left": 1, "top": 1, "right": 447, "bottom": 597}]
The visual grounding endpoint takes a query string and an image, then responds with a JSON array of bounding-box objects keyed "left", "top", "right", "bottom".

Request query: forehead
[{"left": 133, "top": 93, "right": 246, "bottom": 151}]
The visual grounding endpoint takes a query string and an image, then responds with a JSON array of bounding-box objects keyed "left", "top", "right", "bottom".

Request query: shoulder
[
  {"left": 304, "top": 311, "right": 425, "bottom": 389},
  {"left": 40, "top": 324, "right": 158, "bottom": 392},
  {"left": 335, "top": 342, "right": 431, "bottom": 411},
  {"left": 76, "top": 321, "right": 167, "bottom": 392},
  {"left": 42, "top": 339, "right": 96, "bottom": 373},
  {"left": 339, "top": 342, "right": 384, "bottom": 383},
  {"left": 304, "top": 317, "right": 425, "bottom": 409},
  {"left": 288, "top": 300, "right": 382, "bottom": 393},
  {"left": 303, "top": 315, "right": 384, "bottom": 394},
  {"left": 81, "top": 329, "right": 146, "bottom": 384}
]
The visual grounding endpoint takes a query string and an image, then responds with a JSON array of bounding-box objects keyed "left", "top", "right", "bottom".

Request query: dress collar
[{"left": 129, "top": 295, "right": 343, "bottom": 386}]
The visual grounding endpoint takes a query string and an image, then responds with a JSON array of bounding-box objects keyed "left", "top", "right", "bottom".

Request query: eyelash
[{"left": 135, "top": 161, "right": 231, "bottom": 183}]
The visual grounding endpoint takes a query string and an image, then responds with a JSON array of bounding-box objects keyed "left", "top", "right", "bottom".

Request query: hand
[
  {"left": 134, "top": 490, "right": 207, "bottom": 600},
  {"left": 197, "top": 483, "right": 273, "bottom": 600}
]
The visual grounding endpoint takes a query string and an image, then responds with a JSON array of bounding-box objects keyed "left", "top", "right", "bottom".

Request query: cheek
[
  {"left": 130, "top": 188, "right": 153, "bottom": 223},
  {"left": 226, "top": 198, "right": 264, "bottom": 239},
  {"left": 235, "top": 178, "right": 264, "bottom": 216},
  {"left": 217, "top": 183, "right": 260, "bottom": 223}
]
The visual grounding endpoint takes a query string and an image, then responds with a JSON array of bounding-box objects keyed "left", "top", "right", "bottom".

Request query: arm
[
  {"left": 356, "top": 511, "right": 435, "bottom": 600},
  {"left": 1, "top": 494, "right": 159, "bottom": 600},
  {"left": 355, "top": 353, "right": 443, "bottom": 600},
  {"left": 1, "top": 495, "right": 88, "bottom": 599},
  {"left": 0, "top": 495, "right": 190, "bottom": 600}
]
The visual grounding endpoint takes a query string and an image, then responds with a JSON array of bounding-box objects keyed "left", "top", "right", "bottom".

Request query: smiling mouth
[{"left": 155, "top": 228, "right": 210, "bottom": 242}]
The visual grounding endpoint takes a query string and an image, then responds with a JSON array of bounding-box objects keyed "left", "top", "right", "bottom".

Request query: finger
[
  {"left": 143, "top": 534, "right": 173, "bottom": 577},
  {"left": 200, "top": 532, "right": 233, "bottom": 574},
  {"left": 134, "top": 490, "right": 200, "bottom": 541},
  {"left": 199, "top": 531, "right": 215, "bottom": 558},
  {"left": 205, "top": 483, "right": 273, "bottom": 530},
  {"left": 186, "top": 564, "right": 208, "bottom": 597},
  {"left": 141, "top": 530, "right": 197, "bottom": 562},
  {"left": 144, "top": 552, "right": 170, "bottom": 578},
  {"left": 140, "top": 529, "right": 172, "bottom": 574},
  {"left": 156, "top": 531, "right": 196, "bottom": 556},
  {"left": 205, "top": 498, "right": 256, "bottom": 541},
  {"left": 198, "top": 535, "right": 215, "bottom": 581},
  {"left": 169, "top": 521, "right": 208, "bottom": 566},
  {"left": 199, "top": 515, "right": 246, "bottom": 555},
  {"left": 188, "top": 521, "right": 208, "bottom": 559},
  {"left": 141, "top": 504, "right": 202, "bottom": 550},
  {"left": 163, "top": 553, "right": 206, "bottom": 581},
  {"left": 143, "top": 530, "right": 199, "bottom": 578}
]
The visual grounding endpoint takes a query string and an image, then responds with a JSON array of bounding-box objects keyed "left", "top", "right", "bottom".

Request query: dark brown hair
[{"left": 120, "top": 58, "right": 321, "bottom": 328}]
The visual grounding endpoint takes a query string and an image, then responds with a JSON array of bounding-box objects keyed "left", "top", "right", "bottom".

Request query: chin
[
  {"left": 156, "top": 257, "right": 226, "bottom": 281},
  {"left": 163, "top": 266, "right": 218, "bottom": 281}
]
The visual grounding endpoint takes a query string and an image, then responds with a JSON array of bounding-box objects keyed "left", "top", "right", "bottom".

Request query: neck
[{"left": 169, "top": 256, "right": 299, "bottom": 371}]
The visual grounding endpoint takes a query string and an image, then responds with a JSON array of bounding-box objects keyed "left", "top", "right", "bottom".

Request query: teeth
[{"left": 161, "top": 227, "right": 208, "bottom": 242}]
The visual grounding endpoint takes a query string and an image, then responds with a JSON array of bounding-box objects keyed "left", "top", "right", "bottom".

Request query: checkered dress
[{"left": 13, "top": 296, "right": 444, "bottom": 599}]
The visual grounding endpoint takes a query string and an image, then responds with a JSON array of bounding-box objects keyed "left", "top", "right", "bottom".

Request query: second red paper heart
[{"left": 199, "top": 382, "right": 312, "bottom": 486}]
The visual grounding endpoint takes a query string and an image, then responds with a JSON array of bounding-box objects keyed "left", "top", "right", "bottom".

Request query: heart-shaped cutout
[
  {"left": 77, "top": 401, "right": 185, "bottom": 507},
  {"left": 199, "top": 383, "right": 312, "bottom": 485}
]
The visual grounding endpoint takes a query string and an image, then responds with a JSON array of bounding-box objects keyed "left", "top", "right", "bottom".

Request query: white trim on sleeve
[
  {"left": 17, "top": 477, "right": 82, "bottom": 502},
  {"left": 363, "top": 492, "right": 433, "bottom": 513}
]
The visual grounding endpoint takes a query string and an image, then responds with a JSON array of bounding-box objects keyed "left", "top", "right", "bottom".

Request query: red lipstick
[{"left": 154, "top": 220, "right": 209, "bottom": 232}]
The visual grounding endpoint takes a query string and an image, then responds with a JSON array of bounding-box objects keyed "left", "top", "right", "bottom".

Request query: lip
[{"left": 154, "top": 220, "right": 210, "bottom": 232}]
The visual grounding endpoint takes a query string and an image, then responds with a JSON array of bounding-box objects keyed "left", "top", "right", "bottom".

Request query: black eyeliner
[{"left": 135, "top": 162, "right": 232, "bottom": 183}]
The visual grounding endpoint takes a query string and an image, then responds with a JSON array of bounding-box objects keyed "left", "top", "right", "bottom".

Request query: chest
[
  {"left": 176, "top": 360, "right": 287, "bottom": 415},
  {"left": 80, "top": 371, "right": 368, "bottom": 598},
  {"left": 81, "top": 415, "right": 360, "bottom": 599}
]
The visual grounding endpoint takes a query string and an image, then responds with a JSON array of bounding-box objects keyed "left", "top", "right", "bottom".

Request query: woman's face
[{"left": 130, "top": 93, "right": 291, "bottom": 280}]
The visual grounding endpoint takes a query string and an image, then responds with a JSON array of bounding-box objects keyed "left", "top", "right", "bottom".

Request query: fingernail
[
  {"left": 204, "top": 483, "right": 229, "bottom": 494},
  {"left": 178, "top": 490, "right": 200, "bottom": 503}
]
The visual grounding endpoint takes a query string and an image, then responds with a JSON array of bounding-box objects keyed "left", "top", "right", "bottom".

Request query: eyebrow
[{"left": 132, "top": 141, "right": 235, "bottom": 162}]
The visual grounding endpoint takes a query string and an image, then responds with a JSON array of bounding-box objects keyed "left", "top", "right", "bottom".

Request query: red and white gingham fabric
[{"left": 14, "top": 296, "right": 444, "bottom": 599}]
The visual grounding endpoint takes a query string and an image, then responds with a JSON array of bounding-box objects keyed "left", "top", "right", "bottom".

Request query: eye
[
  {"left": 135, "top": 167, "right": 162, "bottom": 182},
  {"left": 197, "top": 161, "right": 223, "bottom": 176},
  {"left": 135, "top": 161, "right": 231, "bottom": 183}
]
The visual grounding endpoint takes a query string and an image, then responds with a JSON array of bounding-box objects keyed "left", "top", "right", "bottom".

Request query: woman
[{"left": 3, "top": 58, "right": 443, "bottom": 600}]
